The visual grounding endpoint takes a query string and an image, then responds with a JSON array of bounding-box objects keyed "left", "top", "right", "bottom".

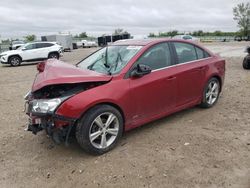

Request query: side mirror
[
  {"left": 130, "top": 64, "right": 152, "bottom": 78},
  {"left": 22, "top": 48, "right": 26, "bottom": 51}
]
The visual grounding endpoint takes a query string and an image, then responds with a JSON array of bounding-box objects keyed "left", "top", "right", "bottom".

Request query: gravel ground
[{"left": 0, "top": 42, "right": 249, "bottom": 188}]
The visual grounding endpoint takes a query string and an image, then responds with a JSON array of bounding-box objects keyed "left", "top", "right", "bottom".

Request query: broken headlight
[{"left": 31, "top": 98, "right": 65, "bottom": 114}]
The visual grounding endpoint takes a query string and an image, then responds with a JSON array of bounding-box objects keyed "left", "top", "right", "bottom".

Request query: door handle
[{"left": 167, "top": 76, "right": 176, "bottom": 80}]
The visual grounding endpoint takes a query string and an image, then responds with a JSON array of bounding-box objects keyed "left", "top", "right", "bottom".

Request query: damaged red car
[{"left": 25, "top": 39, "right": 225, "bottom": 155}]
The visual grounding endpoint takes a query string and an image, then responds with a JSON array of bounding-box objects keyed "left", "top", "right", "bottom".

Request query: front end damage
[{"left": 24, "top": 82, "right": 105, "bottom": 145}]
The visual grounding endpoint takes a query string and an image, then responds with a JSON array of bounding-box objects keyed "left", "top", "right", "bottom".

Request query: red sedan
[{"left": 25, "top": 39, "right": 225, "bottom": 154}]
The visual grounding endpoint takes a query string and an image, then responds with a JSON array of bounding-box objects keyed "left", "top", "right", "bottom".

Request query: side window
[
  {"left": 25, "top": 44, "right": 36, "bottom": 50},
  {"left": 204, "top": 51, "right": 211, "bottom": 58},
  {"left": 183, "top": 35, "right": 192, "bottom": 40},
  {"left": 173, "top": 42, "right": 197, "bottom": 64},
  {"left": 36, "top": 43, "right": 54, "bottom": 48},
  {"left": 195, "top": 47, "right": 204, "bottom": 59},
  {"left": 44, "top": 43, "right": 54, "bottom": 47},
  {"left": 195, "top": 47, "right": 211, "bottom": 59},
  {"left": 137, "top": 43, "right": 172, "bottom": 70},
  {"left": 36, "top": 43, "right": 44, "bottom": 49}
]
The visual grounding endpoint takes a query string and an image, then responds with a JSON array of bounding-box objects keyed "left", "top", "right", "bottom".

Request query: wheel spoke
[
  {"left": 208, "top": 95, "right": 213, "bottom": 104},
  {"left": 211, "top": 83, "right": 218, "bottom": 92},
  {"left": 94, "top": 116, "right": 104, "bottom": 128},
  {"left": 101, "top": 134, "right": 107, "bottom": 148},
  {"left": 212, "top": 92, "right": 218, "bottom": 97},
  {"left": 208, "top": 83, "right": 212, "bottom": 91},
  {"left": 90, "top": 131, "right": 102, "bottom": 142},
  {"left": 106, "top": 128, "right": 118, "bottom": 136},
  {"left": 105, "top": 114, "right": 116, "bottom": 127},
  {"left": 206, "top": 92, "right": 210, "bottom": 98}
]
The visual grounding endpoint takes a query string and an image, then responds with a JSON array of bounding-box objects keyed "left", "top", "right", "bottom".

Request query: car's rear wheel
[
  {"left": 200, "top": 77, "right": 220, "bottom": 108},
  {"left": 9, "top": 56, "right": 21, "bottom": 66},
  {"left": 76, "top": 105, "right": 123, "bottom": 155},
  {"left": 243, "top": 56, "right": 250, "bottom": 69},
  {"left": 48, "top": 53, "right": 59, "bottom": 59}
]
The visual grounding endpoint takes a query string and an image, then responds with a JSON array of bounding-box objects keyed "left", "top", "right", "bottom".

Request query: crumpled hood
[{"left": 32, "top": 59, "right": 112, "bottom": 92}]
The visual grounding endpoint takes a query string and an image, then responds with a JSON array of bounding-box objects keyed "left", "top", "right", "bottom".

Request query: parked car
[
  {"left": 243, "top": 46, "right": 250, "bottom": 69},
  {"left": 9, "top": 40, "right": 25, "bottom": 50},
  {"left": 76, "top": 40, "right": 97, "bottom": 48},
  {"left": 234, "top": 35, "right": 250, "bottom": 42},
  {"left": 0, "top": 42, "right": 63, "bottom": 66},
  {"left": 172, "top": 35, "right": 200, "bottom": 42},
  {"left": 24, "top": 39, "right": 225, "bottom": 154},
  {"left": 82, "top": 40, "right": 98, "bottom": 48}
]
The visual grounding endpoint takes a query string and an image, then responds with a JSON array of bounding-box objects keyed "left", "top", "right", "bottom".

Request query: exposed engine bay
[{"left": 32, "top": 81, "right": 107, "bottom": 99}]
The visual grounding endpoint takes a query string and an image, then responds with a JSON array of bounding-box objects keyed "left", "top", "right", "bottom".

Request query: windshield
[{"left": 77, "top": 45, "right": 142, "bottom": 75}]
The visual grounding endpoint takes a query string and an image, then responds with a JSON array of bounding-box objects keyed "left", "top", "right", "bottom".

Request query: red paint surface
[{"left": 32, "top": 39, "right": 225, "bottom": 131}]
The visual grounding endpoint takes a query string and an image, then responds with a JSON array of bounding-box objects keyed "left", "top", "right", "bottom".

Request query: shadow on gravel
[
  {"left": 51, "top": 106, "right": 201, "bottom": 156},
  {"left": 1, "top": 62, "right": 40, "bottom": 68}
]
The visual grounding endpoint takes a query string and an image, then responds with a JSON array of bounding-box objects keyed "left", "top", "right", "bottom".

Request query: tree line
[{"left": 148, "top": 30, "right": 241, "bottom": 38}]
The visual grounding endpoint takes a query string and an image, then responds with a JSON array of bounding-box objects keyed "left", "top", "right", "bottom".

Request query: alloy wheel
[
  {"left": 206, "top": 80, "right": 219, "bottom": 105},
  {"left": 10, "top": 57, "right": 20, "bottom": 66},
  {"left": 89, "top": 112, "right": 119, "bottom": 149}
]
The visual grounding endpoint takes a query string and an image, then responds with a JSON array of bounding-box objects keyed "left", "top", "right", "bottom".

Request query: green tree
[
  {"left": 158, "top": 32, "right": 168, "bottom": 37},
  {"left": 113, "top": 28, "right": 128, "bottom": 35},
  {"left": 148, "top": 33, "right": 156, "bottom": 37},
  {"left": 214, "top": 30, "right": 223, "bottom": 36},
  {"left": 167, "top": 30, "right": 178, "bottom": 37},
  {"left": 79, "top": 32, "right": 88, "bottom": 38},
  {"left": 233, "top": 2, "right": 250, "bottom": 36},
  {"left": 25, "top": 34, "right": 36, "bottom": 42}
]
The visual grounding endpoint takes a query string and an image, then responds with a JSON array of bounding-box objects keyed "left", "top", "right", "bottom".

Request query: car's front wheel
[
  {"left": 200, "top": 77, "right": 220, "bottom": 108},
  {"left": 76, "top": 105, "right": 123, "bottom": 155},
  {"left": 9, "top": 56, "right": 21, "bottom": 66}
]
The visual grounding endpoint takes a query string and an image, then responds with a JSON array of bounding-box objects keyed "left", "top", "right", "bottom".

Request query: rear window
[
  {"left": 173, "top": 42, "right": 197, "bottom": 64},
  {"left": 173, "top": 42, "right": 211, "bottom": 64},
  {"left": 195, "top": 47, "right": 211, "bottom": 59}
]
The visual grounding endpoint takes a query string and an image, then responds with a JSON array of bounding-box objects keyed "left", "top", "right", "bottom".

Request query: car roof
[
  {"left": 112, "top": 38, "right": 196, "bottom": 46},
  {"left": 26, "top": 41, "right": 56, "bottom": 44},
  {"left": 112, "top": 38, "right": 167, "bottom": 46},
  {"left": 111, "top": 38, "right": 213, "bottom": 55}
]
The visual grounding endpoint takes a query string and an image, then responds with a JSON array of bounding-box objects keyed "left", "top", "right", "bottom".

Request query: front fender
[{"left": 55, "top": 79, "right": 131, "bottom": 121}]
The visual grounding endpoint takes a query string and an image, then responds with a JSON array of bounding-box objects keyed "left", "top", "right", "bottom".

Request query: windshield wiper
[
  {"left": 104, "top": 47, "right": 112, "bottom": 75},
  {"left": 113, "top": 52, "right": 123, "bottom": 71}
]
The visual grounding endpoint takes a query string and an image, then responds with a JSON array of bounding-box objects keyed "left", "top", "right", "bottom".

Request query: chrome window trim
[{"left": 152, "top": 57, "right": 212, "bottom": 72}]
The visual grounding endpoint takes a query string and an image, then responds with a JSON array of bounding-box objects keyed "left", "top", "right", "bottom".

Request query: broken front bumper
[{"left": 25, "top": 100, "right": 77, "bottom": 145}]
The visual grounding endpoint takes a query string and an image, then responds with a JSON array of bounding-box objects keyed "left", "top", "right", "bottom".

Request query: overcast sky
[{"left": 0, "top": 0, "right": 247, "bottom": 39}]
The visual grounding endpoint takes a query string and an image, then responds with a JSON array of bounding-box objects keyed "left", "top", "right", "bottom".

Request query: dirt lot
[{"left": 0, "top": 42, "right": 249, "bottom": 188}]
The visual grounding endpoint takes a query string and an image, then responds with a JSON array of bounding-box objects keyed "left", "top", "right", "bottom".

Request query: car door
[
  {"left": 39, "top": 43, "right": 54, "bottom": 58},
  {"left": 128, "top": 42, "right": 177, "bottom": 122},
  {"left": 171, "top": 42, "right": 206, "bottom": 107},
  {"left": 21, "top": 43, "right": 41, "bottom": 60}
]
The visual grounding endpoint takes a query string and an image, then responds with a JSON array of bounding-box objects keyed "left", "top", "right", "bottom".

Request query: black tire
[
  {"left": 76, "top": 105, "right": 123, "bottom": 155},
  {"left": 200, "top": 77, "right": 220, "bottom": 108},
  {"left": 242, "top": 56, "right": 250, "bottom": 69},
  {"left": 8, "top": 56, "right": 21, "bottom": 66},
  {"left": 48, "top": 52, "right": 59, "bottom": 59}
]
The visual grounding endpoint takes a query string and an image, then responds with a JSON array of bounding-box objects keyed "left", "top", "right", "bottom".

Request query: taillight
[{"left": 37, "top": 61, "right": 45, "bottom": 72}]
